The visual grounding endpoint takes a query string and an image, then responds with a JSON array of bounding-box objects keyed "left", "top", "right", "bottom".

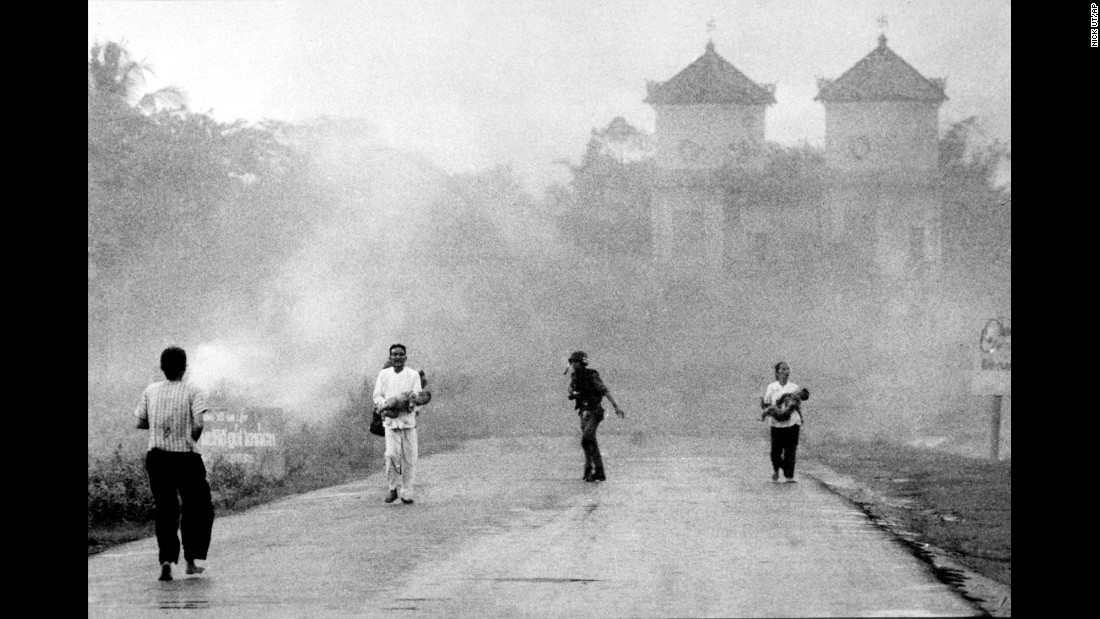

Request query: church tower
[
  {"left": 645, "top": 40, "right": 776, "bottom": 271},
  {"left": 815, "top": 34, "right": 948, "bottom": 281}
]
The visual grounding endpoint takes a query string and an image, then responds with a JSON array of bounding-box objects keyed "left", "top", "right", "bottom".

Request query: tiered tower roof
[
  {"left": 815, "top": 35, "right": 947, "bottom": 103},
  {"left": 645, "top": 41, "right": 776, "bottom": 106}
]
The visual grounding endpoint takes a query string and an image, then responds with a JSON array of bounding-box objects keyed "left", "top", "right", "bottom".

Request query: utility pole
[{"left": 989, "top": 394, "right": 1002, "bottom": 460}]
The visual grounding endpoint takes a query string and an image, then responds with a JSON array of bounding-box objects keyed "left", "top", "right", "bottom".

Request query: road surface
[{"left": 88, "top": 432, "right": 984, "bottom": 617}]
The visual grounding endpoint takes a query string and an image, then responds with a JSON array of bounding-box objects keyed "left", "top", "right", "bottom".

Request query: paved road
[{"left": 88, "top": 432, "right": 984, "bottom": 617}]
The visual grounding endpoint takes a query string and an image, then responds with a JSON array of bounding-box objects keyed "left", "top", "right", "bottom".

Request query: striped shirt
[{"left": 135, "top": 380, "right": 209, "bottom": 453}]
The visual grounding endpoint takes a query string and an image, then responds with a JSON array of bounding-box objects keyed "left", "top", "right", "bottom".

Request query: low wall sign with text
[{"left": 199, "top": 406, "right": 287, "bottom": 479}]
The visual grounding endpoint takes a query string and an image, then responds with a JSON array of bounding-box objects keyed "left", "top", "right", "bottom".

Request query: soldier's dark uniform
[{"left": 569, "top": 356, "right": 612, "bottom": 482}]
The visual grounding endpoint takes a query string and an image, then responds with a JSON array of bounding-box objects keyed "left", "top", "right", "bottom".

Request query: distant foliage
[
  {"left": 283, "top": 380, "right": 377, "bottom": 484},
  {"left": 88, "top": 39, "right": 187, "bottom": 114},
  {"left": 548, "top": 123, "right": 827, "bottom": 261},
  {"left": 937, "top": 116, "right": 1011, "bottom": 271},
  {"left": 547, "top": 114, "right": 1008, "bottom": 283},
  {"left": 88, "top": 40, "right": 320, "bottom": 354},
  {"left": 553, "top": 117, "right": 655, "bottom": 256},
  {"left": 714, "top": 141, "right": 826, "bottom": 205},
  {"left": 586, "top": 115, "right": 655, "bottom": 164}
]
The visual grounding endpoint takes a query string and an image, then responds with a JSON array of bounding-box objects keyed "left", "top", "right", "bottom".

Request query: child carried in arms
[
  {"left": 379, "top": 390, "right": 432, "bottom": 418},
  {"left": 761, "top": 387, "right": 810, "bottom": 423}
]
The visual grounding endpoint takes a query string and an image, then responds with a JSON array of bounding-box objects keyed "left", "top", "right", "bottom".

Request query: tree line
[{"left": 89, "top": 39, "right": 1009, "bottom": 327}]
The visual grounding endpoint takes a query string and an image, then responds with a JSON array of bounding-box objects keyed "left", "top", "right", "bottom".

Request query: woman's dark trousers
[
  {"left": 145, "top": 449, "right": 214, "bottom": 565},
  {"left": 770, "top": 425, "right": 801, "bottom": 479}
]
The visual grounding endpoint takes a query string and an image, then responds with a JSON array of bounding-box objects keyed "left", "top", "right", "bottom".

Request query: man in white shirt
[{"left": 372, "top": 343, "right": 423, "bottom": 504}]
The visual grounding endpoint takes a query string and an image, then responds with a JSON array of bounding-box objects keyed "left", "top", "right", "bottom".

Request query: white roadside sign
[{"left": 971, "top": 317, "right": 1011, "bottom": 396}]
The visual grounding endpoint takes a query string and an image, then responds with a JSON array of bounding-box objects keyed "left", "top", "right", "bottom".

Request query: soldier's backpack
[{"left": 569, "top": 367, "right": 605, "bottom": 412}]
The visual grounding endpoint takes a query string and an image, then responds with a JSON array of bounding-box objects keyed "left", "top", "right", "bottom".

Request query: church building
[
  {"left": 643, "top": 35, "right": 948, "bottom": 284},
  {"left": 815, "top": 34, "right": 948, "bottom": 282},
  {"left": 644, "top": 40, "right": 775, "bottom": 272}
]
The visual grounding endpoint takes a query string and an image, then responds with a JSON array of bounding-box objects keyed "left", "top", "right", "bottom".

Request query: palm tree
[{"left": 88, "top": 39, "right": 186, "bottom": 113}]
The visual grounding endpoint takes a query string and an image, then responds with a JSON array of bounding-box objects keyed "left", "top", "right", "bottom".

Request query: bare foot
[{"left": 185, "top": 561, "right": 205, "bottom": 575}]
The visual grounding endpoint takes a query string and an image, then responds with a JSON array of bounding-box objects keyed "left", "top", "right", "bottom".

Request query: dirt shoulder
[{"left": 803, "top": 437, "right": 1011, "bottom": 616}]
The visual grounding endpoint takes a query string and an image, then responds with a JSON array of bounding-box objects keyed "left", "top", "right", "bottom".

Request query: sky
[{"left": 88, "top": 0, "right": 1011, "bottom": 192}]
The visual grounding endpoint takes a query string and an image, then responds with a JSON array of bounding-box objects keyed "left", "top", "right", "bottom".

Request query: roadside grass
[{"left": 806, "top": 436, "right": 1011, "bottom": 587}]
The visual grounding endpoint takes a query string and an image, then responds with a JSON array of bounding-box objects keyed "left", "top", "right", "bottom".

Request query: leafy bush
[
  {"left": 282, "top": 391, "right": 378, "bottom": 488},
  {"left": 204, "top": 454, "right": 277, "bottom": 511},
  {"left": 87, "top": 445, "right": 273, "bottom": 527},
  {"left": 87, "top": 444, "right": 154, "bottom": 527}
]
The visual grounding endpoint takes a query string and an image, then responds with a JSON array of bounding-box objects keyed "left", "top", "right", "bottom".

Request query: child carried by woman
[{"left": 761, "top": 387, "right": 810, "bottom": 422}]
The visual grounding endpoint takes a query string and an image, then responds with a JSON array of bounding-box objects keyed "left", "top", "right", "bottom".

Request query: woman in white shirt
[{"left": 760, "top": 361, "right": 803, "bottom": 483}]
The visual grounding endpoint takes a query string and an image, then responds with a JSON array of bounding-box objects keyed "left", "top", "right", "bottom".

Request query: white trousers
[{"left": 384, "top": 427, "right": 418, "bottom": 499}]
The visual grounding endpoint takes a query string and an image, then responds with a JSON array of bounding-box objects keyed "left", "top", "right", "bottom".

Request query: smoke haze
[
  {"left": 89, "top": 2, "right": 1011, "bottom": 464},
  {"left": 89, "top": 118, "right": 1009, "bottom": 463}
]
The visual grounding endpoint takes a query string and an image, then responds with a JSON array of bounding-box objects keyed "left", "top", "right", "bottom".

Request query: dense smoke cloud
[{"left": 89, "top": 116, "right": 1009, "bottom": 461}]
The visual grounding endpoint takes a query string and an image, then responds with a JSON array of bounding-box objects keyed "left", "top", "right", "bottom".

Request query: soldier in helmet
[{"left": 566, "top": 350, "right": 626, "bottom": 482}]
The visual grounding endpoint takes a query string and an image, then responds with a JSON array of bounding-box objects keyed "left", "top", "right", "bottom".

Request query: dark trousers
[
  {"left": 145, "top": 449, "right": 214, "bottom": 565},
  {"left": 770, "top": 425, "right": 801, "bottom": 479},
  {"left": 579, "top": 409, "right": 605, "bottom": 476}
]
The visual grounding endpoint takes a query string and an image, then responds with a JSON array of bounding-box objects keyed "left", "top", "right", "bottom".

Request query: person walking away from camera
[
  {"left": 566, "top": 351, "right": 626, "bottom": 482},
  {"left": 373, "top": 344, "right": 423, "bottom": 504},
  {"left": 760, "top": 361, "right": 803, "bottom": 483},
  {"left": 134, "top": 346, "right": 214, "bottom": 581}
]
